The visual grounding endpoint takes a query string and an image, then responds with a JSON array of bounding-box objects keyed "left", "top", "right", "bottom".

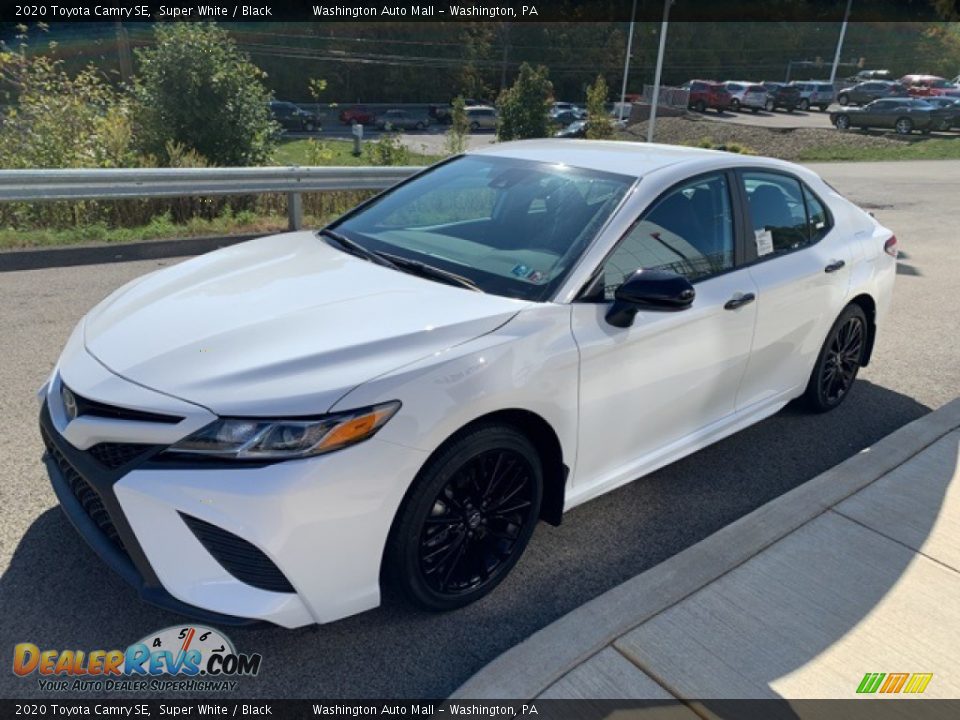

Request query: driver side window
[{"left": 599, "top": 173, "right": 735, "bottom": 299}]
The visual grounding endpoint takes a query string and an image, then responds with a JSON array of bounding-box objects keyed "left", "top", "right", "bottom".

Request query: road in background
[{"left": 1, "top": 161, "right": 957, "bottom": 699}]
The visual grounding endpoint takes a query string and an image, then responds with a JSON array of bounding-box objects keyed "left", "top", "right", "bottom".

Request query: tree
[
  {"left": 496, "top": 62, "right": 553, "bottom": 141},
  {"left": 131, "top": 23, "right": 276, "bottom": 166},
  {"left": 585, "top": 75, "right": 615, "bottom": 140},
  {"left": 445, "top": 96, "right": 470, "bottom": 155}
]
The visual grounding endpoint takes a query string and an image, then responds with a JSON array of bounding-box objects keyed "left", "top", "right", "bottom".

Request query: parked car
[
  {"left": 836, "top": 81, "right": 909, "bottom": 106},
  {"left": 790, "top": 81, "right": 835, "bottom": 111},
  {"left": 922, "top": 96, "right": 960, "bottom": 129},
  {"left": 723, "top": 82, "right": 768, "bottom": 112},
  {"left": 898, "top": 74, "right": 960, "bottom": 98},
  {"left": 430, "top": 99, "right": 489, "bottom": 125},
  {"left": 680, "top": 80, "right": 731, "bottom": 113},
  {"left": 831, "top": 97, "right": 953, "bottom": 134},
  {"left": 550, "top": 102, "right": 581, "bottom": 116},
  {"left": 268, "top": 101, "right": 320, "bottom": 132},
  {"left": 760, "top": 82, "right": 800, "bottom": 112},
  {"left": 40, "top": 140, "right": 895, "bottom": 626},
  {"left": 465, "top": 105, "right": 498, "bottom": 131},
  {"left": 552, "top": 109, "right": 584, "bottom": 126},
  {"left": 339, "top": 106, "right": 375, "bottom": 125},
  {"left": 847, "top": 69, "right": 892, "bottom": 83},
  {"left": 376, "top": 109, "right": 429, "bottom": 131},
  {"left": 555, "top": 119, "right": 587, "bottom": 138}
]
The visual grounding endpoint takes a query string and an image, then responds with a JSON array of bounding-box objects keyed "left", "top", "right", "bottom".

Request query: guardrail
[{"left": 0, "top": 166, "right": 421, "bottom": 230}]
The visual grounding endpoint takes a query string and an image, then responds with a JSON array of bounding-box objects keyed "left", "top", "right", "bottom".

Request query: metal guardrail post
[{"left": 287, "top": 191, "right": 303, "bottom": 231}]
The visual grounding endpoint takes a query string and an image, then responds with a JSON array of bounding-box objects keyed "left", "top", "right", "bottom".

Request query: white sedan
[{"left": 40, "top": 141, "right": 897, "bottom": 627}]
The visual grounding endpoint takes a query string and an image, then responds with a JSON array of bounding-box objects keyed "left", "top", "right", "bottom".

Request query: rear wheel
[
  {"left": 801, "top": 305, "right": 868, "bottom": 413},
  {"left": 834, "top": 114, "right": 851, "bottom": 130},
  {"left": 730, "top": 98, "right": 741, "bottom": 112},
  {"left": 838, "top": 94, "right": 850, "bottom": 105},
  {"left": 470, "top": 121, "right": 480, "bottom": 132},
  {"left": 895, "top": 117, "right": 913, "bottom": 135},
  {"left": 694, "top": 99, "right": 706, "bottom": 113},
  {"left": 383, "top": 424, "right": 543, "bottom": 611},
  {"left": 765, "top": 99, "right": 775, "bottom": 112},
  {"left": 799, "top": 98, "right": 810, "bottom": 111}
]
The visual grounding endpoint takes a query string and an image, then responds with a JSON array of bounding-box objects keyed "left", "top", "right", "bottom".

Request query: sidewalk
[{"left": 453, "top": 397, "right": 960, "bottom": 703}]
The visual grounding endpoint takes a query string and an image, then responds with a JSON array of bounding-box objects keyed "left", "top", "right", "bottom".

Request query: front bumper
[{"left": 40, "top": 362, "right": 428, "bottom": 628}]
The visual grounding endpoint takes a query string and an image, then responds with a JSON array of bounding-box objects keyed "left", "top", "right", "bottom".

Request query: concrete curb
[
  {"left": 0, "top": 233, "right": 259, "bottom": 273},
  {"left": 451, "top": 397, "right": 960, "bottom": 700}
]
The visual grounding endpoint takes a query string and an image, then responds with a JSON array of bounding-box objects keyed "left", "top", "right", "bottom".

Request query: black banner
[
  {"left": 4, "top": 700, "right": 960, "bottom": 719},
  {"left": 1, "top": 0, "right": 957, "bottom": 24}
]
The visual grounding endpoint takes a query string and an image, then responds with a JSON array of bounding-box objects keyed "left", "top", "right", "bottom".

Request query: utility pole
[
  {"left": 829, "top": 0, "right": 853, "bottom": 85},
  {"left": 618, "top": 0, "right": 638, "bottom": 122},
  {"left": 115, "top": 22, "right": 133, "bottom": 85},
  {"left": 647, "top": 0, "right": 672, "bottom": 143},
  {"left": 499, "top": 23, "right": 511, "bottom": 93}
]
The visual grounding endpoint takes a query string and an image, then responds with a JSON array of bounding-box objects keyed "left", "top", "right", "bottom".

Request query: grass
[
  {"left": 273, "top": 138, "right": 443, "bottom": 166},
  {"left": 797, "top": 135, "right": 960, "bottom": 162}
]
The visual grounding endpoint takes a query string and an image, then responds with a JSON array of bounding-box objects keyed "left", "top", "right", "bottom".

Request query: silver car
[
  {"left": 790, "top": 82, "right": 835, "bottom": 112},
  {"left": 465, "top": 106, "right": 498, "bottom": 131},
  {"left": 723, "top": 82, "right": 768, "bottom": 113},
  {"left": 376, "top": 109, "right": 430, "bottom": 131}
]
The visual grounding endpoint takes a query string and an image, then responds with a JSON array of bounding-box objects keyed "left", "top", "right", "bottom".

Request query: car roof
[{"left": 470, "top": 139, "right": 795, "bottom": 179}]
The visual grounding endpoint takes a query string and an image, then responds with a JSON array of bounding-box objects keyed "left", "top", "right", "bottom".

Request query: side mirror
[{"left": 606, "top": 269, "right": 695, "bottom": 328}]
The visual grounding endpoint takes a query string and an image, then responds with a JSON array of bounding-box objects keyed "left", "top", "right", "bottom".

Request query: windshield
[{"left": 331, "top": 155, "right": 634, "bottom": 301}]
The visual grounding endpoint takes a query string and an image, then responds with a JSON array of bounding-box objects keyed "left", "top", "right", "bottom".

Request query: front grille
[
  {"left": 180, "top": 513, "right": 295, "bottom": 594},
  {"left": 87, "top": 442, "right": 154, "bottom": 470},
  {"left": 42, "top": 429, "right": 125, "bottom": 552},
  {"left": 69, "top": 387, "right": 183, "bottom": 425}
]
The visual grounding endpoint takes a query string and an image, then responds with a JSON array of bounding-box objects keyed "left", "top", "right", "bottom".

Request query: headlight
[{"left": 164, "top": 401, "right": 400, "bottom": 460}]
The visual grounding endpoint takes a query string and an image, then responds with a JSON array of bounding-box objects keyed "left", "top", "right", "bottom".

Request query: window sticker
[
  {"left": 511, "top": 264, "right": 531, "bottom": 278},
  {"left": 755, "top": 229, "right": 774, "bottom": 256}
]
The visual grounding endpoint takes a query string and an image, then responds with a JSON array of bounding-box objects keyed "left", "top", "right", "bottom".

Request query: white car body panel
[{"left": 40, "top": 140, "right": 896, "bottom": 627}]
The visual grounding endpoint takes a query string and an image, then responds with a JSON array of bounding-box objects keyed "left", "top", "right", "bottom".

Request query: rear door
[{"left": 735, "top": 170, "right": 851, "bottom": 408}]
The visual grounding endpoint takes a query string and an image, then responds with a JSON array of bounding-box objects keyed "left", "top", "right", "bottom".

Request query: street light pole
[
  {"left": 647, "top": 0, "right": 672, "bottom": 143},
  {"left": 829, "top": 0, "right": 853, "bottom": 86},
  {"left": 618, "top": 0, "right": 638, "bottom": 122}
]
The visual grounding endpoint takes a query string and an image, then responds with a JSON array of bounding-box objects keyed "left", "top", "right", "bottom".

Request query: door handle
[
  {"left": 824, "top": 260, "right": 846, "bottom": 273},
  {"left": 724, "top": 292, "right": 756, "bottom": 310}
]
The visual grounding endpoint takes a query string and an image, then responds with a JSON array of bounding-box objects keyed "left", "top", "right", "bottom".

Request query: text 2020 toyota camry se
[{"left": 39, "top": 141, "right": 896, "bottom": 627}]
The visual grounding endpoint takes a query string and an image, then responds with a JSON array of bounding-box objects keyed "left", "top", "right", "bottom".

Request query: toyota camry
[{"left": 39, "top": 140, "right": 897, "bottom": 627}]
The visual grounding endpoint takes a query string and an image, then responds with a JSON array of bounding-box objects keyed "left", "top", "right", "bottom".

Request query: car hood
[{"left": 84, "top": 232, "right": 531, "bottom": 416}]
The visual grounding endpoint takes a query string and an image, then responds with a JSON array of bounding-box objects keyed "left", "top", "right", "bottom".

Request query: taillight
[{"left": 884, "top": 235, "right": 898, "bottom": 258}]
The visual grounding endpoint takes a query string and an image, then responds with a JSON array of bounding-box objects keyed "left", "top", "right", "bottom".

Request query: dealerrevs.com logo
[{"left": 13, "top": 626, "right": 262, "bottom": 693}]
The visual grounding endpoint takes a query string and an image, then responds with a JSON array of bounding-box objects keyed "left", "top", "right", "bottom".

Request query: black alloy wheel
[
  {"left": 802, "top": 304, "right": 867, "bottom": 412},
  {"left": 384, "top": 424, "right": 543, "bottom": 610}
]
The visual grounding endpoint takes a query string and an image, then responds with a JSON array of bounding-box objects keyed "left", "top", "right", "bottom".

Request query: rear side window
[{"left": 743, "top": 172, "right": 832, "bottom": 258}]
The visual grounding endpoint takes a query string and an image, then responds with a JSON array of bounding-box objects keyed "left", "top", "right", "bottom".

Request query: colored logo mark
[{"left": 857, "top": 672, "right": 933, "bottom": 694}]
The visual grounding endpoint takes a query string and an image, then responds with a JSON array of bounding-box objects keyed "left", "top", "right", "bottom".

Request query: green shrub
[
  {"left": 585, "top": 75, "right": 615, "bottom": 140},
  {"left": 445, "top": 96, "right": 470, "bottom": 155},
  {"left": 496, "top": 63, "right": 553, "bottom": 141},
  {"left": 131, "top": 23, "right": 277, "bottom": 167},
  {"left": 363, "top": 133, "right": 411, "bottom": 166}
]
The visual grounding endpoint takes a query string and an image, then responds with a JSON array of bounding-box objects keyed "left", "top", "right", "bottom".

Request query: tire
[
  {"left": 765, "top": 99, "right": 775, "bottom": 112},
  {"left": 838, "top": 94, "right": 849, "bottom": 105},
  {"left": 304, "top": 121, "right": 316, "bottom": 133},
  {"left": 415, "top": 121, "right": 425, "bottom": 130},
  {"left": 801, "top": 304, "right": 868, "bottom": 413},
  {"left": 470, "top": 121, "right": 480, "bottom": 132},
  {"left": 730, "top": 98, "right": 741, "bottom": 112},
  {"left": 799, "top": 98, "right": 810, "bottom": 111},
  {"left": 895, "top": 117, "right": 913, "bottom": 135},
  {"left": 834, "top": 114, "right": 851, "bottom": 130},
  {"left": 382, "top": 424, "right": 543, "bottom": 611},
  {"left": 694, "top": 100, "right": 706, "bottom": 113}
]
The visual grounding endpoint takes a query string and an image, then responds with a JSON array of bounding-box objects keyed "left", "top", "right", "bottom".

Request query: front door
[{"left": 570, "top": 171, "right": 758, "bottom": 493}]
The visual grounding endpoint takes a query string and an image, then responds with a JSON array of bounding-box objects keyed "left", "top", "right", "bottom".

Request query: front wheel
[
  {"left": 895, "top": 117, "right": 913, "bottom": 135},
  {"left": 470, "top": 121, "right": 480, "bottom": 132},
  {"left": 730, "top": 99, "right": 741, "bottom": 112},
  {"left": 694, "top": 100, "right": 706, "bottom": 113},
  {"left": 801, "top": 304, "right": 867, "bottom": 413},
  {"left": 834, "top": 114, "right": 851, "bottom": 130},
  {"left": 765, "top": 99, "right": 775, "bottom": 112},
  {"left": 383, "top": 424, "right": 543, "bottom": 611},
  {"left": 837, "top": 94, "right": 849, "bottom": 105},
  {"left": 798, "top": 98, "right": 810, "bottom": 111}
]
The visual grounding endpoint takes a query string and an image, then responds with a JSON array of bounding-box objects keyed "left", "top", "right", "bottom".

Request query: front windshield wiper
[
  {"left": 318, "top": 228, "right": 398, "bottom": 270},
  {"left": 378, "top": 252, "right": 484, "bottom": 293}
]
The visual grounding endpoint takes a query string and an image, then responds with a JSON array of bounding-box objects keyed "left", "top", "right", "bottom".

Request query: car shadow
[{"left": 0, "top": 380, "right": 937, "bottom": 700}]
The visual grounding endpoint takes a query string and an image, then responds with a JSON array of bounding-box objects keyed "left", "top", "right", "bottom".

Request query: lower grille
[
  {"left": 88, "top": 442, "right": 153, "bottom": 470},
  {"left": 42, "top": 430, "right": 125, "bottom": 552},
  {"left": 180, "top": 513, "right": 295, "bottom": 594}
]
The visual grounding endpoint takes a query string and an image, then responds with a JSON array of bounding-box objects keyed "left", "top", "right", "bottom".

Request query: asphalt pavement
[{"left": 1, "top": 160, "right": 958, "bottom": 700}]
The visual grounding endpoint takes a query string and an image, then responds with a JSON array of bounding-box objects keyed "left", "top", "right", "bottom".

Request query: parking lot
[{"left": 1, "top": 160, "right": 958, "bottom": 699}]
